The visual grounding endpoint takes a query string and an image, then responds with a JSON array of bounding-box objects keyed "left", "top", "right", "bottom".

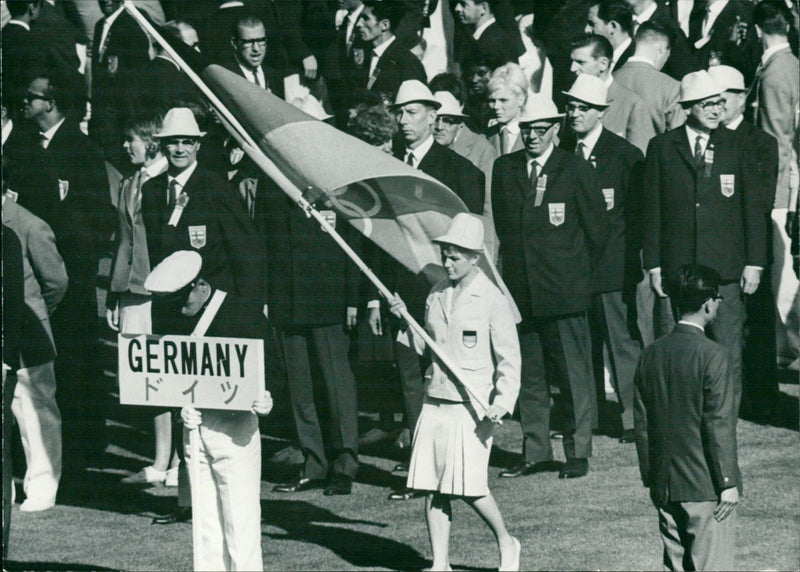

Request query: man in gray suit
[
  {"left": 634, "top": 264, "right": 741, "bottom": 571},
  {"left": 2, "top": 185, "right": 68, "bottom": 512},
  {"left": 614, "top": 21, "right": 687, "bottom": 135},
  {"left": 570, "top": 33, "right": 656, "bottom": 153}
]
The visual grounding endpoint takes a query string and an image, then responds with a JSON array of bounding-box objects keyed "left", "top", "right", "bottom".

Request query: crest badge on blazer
[
  {"left": 107, "top": 55, "right": 119, "bottom": 75},
  {"left": 548, "top": 203, "right": 565, "bottom": 226},
  {"left": 720, "top": 174, "right": 735, "bottom": 198},
  {"left": 58, "top": 180, "right": 69, "bottom": 201},
  {"left": 353, "top": 48, "right": 365, "bottom": 68},
  {"left": 189, "top": 225, "right": 207, "bottom": 248},
  {"left": 602, "top": 188, "right": 614, "bottom": 211},
  {"left": 462, "top": 330, "right": 477, "bottom": 349}
]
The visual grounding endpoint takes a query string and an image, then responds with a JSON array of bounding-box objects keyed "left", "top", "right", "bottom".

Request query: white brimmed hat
[
  {"left": 707, "top": 65, "right": 745, "bottom": 92},
  {"left": 392, "top": 80, "right": 441, "bottom": 109},
  {"left": 144, "top": 251, "right": 202, "bottom": 294},
  {"left": 155, "top": 107, "right": 207, "bottom": 138},
  {"left": 679, "top": 70, "right": 723, "bottom": 103},
  {"left": 433, "top": 91, "right": 469, "bottom": 118},
  {"left": 519, "top": 94, "right": 565, "bottom": 124},
  {"left": 434, "top": 213, "right": 485, "bottom": 252},
  {"left": 562, "top": 74, "right": 609, "bottom": 108}
]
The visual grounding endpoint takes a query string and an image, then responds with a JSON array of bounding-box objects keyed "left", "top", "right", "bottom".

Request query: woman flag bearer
[{"left": 387, "top": 213, "right": 522, "bottom": 572}]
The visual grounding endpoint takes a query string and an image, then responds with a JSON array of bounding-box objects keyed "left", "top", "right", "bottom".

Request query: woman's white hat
[{"left": 434, "top": 213, "right": 485, "bottom": 252}]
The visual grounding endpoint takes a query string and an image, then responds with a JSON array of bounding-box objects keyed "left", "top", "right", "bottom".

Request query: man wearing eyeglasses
[
  {"left": 642, "top": 70, "right": 766, "bottom": 416},
  {"left": 224, "top": 13, "right": 283, "bottom": 98},
  {"left": 493, "top": 97, "right": 609, "bottom": 480}
]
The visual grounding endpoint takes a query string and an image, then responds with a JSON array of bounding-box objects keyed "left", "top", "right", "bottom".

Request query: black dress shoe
[
  {"left": 272, "top": 477, "right": 325, "bottom": 493},
  {"left": 323, "top": 474, "right": 352, "bottom": 496},
  {"left": 152, "top": 507, "right": 191, "bottom": 525},
  {"left": 387, "top": 487, "right": 425, "bottom": 501},
  {"left": 618, "top": 429, "right": 636, "bottom": 443},
  {"left": 499, "top": 460, "right": 561, "bottom": 478},
  {"left": 558, "top": 458, "right": 588, "bottom": 479}
]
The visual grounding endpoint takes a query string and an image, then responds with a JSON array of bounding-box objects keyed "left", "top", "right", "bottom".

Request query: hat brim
[
  {"left": 437, "top": 112, "right": 470, "bottom": 119},
  {"left": 678, "top": 89, "right": 724, "bottom": 104},
  {"left": 390, "top": 99, "right": 442, "bottom": 110},
  {"left": 519, "top": 113, "right": 565, "bottom": 125},
  {"left": 154, "top": 130, "right": 207, "bottom": 138},
  {"left": 433, "top": 237, "right": 484, "bottom": 252},
  {"left": 561, "top": 91, "right": 610, "bottom": 108}
]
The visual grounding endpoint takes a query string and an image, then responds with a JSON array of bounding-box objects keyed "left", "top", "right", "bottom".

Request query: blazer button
[{"left": 695, "top": 203, "right": 700, "bottom": 208}]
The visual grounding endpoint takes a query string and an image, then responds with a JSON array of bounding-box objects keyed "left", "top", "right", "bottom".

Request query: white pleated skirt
[{"left": 406, "top": 397, "right": 492, "bottom": 497}]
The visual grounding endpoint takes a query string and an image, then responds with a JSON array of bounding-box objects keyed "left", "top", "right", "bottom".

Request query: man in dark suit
[
  {"left": 561, "top": 74, "right": 645, "bottom": 442},
  {"left": 494, "top": 99, "right": 609, "bottom": 480},
  {"left": 220, "top": 12, "right": 284, "bottom": 98},
  {"left": 355, "top": 0, "right": 427, "bottom": 104},
  {"left": 90, "top": 0, "right": 151, "bottom": 167},
  {"left": 31, "top": 0, "right": 87, "bottom": 94},
  {"left": 21, "top": 74, "right": 113, "bottom": 472},
  {"left": 634, "top": 264, "right": 741, "bottom": 571},
  {"left": 453, "top": 0, "right": 525, "bottom": 72},
  {"left": 709, "top": 65, "right": 780, "bottom": 421},
  {"left": 1, "top": 0, "right": 46, "bottom": 116},
  {"left": 642, "top": 70, "right": 767, "bottom": 416},
  {"left": 586, "top": 0, "right": 636, "bottom": 72}
]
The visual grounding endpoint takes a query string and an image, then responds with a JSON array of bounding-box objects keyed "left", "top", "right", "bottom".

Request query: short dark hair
[
  {"left": 634, "top": 20, "right": 672, "bottom": 47},
  {"left": 429, "top": 73, "right": 466, "bottom": 105},
  {"left": 6, "top": 0, "right": 40, "bottom": 18},
  {"left": 348, "top": 104, "right": 398, "bottom": 146},
  {"left": 571, "top": 33, "right": 613, "bottom": 61},
  {"left": 595, "top": 0, "right": 634, "bottom": 36},
  {"left": 753, "top": 0, "right": 792, "bottom": 36},
  {"left": 666, "top": 264, "right": 722, "bottom": 314},
  {"left": 232, "top": 12, "right": 266, "bottom": 39},
  {"left": 362, "top": 0, "right": 405, "bottom": 31}
]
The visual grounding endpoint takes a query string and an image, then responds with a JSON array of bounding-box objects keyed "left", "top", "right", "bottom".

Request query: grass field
[{"left": 5, "top": 377, "right": 799, "bottom": 571}]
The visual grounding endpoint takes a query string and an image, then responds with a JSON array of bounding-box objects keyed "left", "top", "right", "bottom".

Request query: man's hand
[
  {"left": 650, "top": 269, "right": 667, "bottom": 297},
  {"left": 105, "top": 304, "right": 119, "bottom": 332},
  {"left": 714, "top": 487, "right": 739, "bottom": 521},
  {"left": 368, "top": 306, "right": 382, "bottom": 336},
  {"left": 387, "top": 293, "right": 407, "bottom": 319},
  {"left": 740, "top": 265, "right": 762, "bottom": 295},
  {"left": 252, "top": 390, "right": 273, "bottom": 416},
  {"left": 484, "top": 404, "right": 508, "bottom": 424},
  {"left": 346, "top": 306, "right": 358, "bottom": 330},
  {"left": 181, "top": 406, "right": 202, "bottom": 430},
  {"left": 302, "top": 54, "right": 318, "bottom": 79}
]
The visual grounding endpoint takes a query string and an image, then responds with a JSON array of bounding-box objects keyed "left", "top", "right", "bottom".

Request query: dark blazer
[
  {"left": 255, "top": 176, "right": 361, "bottom": 328},
  {"left": 611, "top": 39, "right": 635, "bottom": 72},
  {"left": 395, "top": 141, "right": 486, "bottom": 215},
  {"left": 366, "top": 38, "right": 427, "bottom": 103},
  {"left": 650, "top": 3, "right": 699, "bottom": 80},
  {"left": 634, "top": 323, "right": 741, "bottom": 505},
  {"left": 562, "top": 128, "right": 645, "bottom": 293},
  {"left": 642, "top": 126, "right": 767, "bottom": 281},
  {"left": 119, "top": 56, "right": 200, "bottom": 118},
  {"left": 461, "top": 21, "right": 525, "bottom": 71},
  {"left": 141, "top": 166, "right": 267, "bottom": 303},
  {"left": 219, "top": 58, "right": 285, "bottom": 99},
  {"left": 31, "top": 2, "right": 85, "bottom": 81},
  {"left": 2, "top": 225, "right": 25, "bottom": 373},
  {"left": 0, "top": 22, "right": 47, "bottom": 107},
  {"left": 730, "top": 120, "right": 779, "bottom": 214},
  {"left": 492, "top": 147, "right": 609, "bottom": 319}
]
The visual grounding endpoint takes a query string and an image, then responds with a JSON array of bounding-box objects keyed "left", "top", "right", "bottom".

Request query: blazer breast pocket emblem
[
  {"left": 720, "top": 174, "right": 735, "bottom": 198},
  {"left": 548, "top": 203, "right": 565, "bottom": 227},
  {"left": 188, "top": 225, "right": 207, "bottom": 249},
  {"left": 462, "top": 330, "right": 477, "bottom": 349}
]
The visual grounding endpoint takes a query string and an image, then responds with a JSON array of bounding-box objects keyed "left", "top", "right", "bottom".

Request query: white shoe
[
  {"left": 499, "top": 536, "right": 521, "bottom": 572},
  {"left": 164, "top": 467, "right": 179, "bottom": 487},
  {"left": 20, "top": 498, "right": 55, "bottom": 512},
  {"left": 121, "top": 465, "right": 167, "bottom": 485}
]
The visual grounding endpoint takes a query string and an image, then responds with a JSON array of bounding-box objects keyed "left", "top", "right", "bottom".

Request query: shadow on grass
[
  {"left": 261, "top": 499, "right": 426, "bottom": 570},
  {"left": 4, "top": 562, "right": 116, "bottom": 571}
]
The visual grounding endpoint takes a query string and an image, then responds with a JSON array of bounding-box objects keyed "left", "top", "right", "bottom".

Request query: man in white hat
[
  {"left": 144, "top": 250, "right": 273, "bottom": 571},
  {"left": 642, "top": 69, "right": 767, "bottom": 415},
  {"left": 493, "top": 97, "right": 609, "bottom": 480},
  {"left": 561, "top": 74, "right": 645, "bottom": 442},
  {"left": 710, "top": 64, "right": 781, "bottom": 421},
  {"left": 570, "top": 33, "right": 655, "bottom": 153}
]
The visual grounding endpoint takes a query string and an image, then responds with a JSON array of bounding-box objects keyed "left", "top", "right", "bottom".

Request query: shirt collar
[
  {"left": 611, "top": 37, "right": 632, "bottom": 70},
  {"left": 633, "top": 2, "right": 658, "bottom": 23},
  {"left": 407, "top": 135, "right": 435, "bottom": 162},
  {"left": 677, "top": 320, "right": 706, "bottom": 332},
  {"left": 238, "top": 63, "right": 262, "bottom": 79},
  {"left": 527, "top": 143, "right": 555, "bottom": 170},
  {"left": 168, "top": 160, "right": 199, "bottom": 188},
  {"left": 7, "top": 20, "right": 30, "bottom": 31},
  {"left": 725, "top": 114, "right": 744, "bottom": 130},
  {"left": 373, "top": 35, "right": 396, "bottom": 57},
  {"left": 577, "top": 122, "right": 603, "bottom": 156},
  {"left": 473, "top": 17, "right": 496, "bottom": 40},
  {"left": 706, "top": 0, "right": 729, "bottom": 20},
  {"left": 40, "top": 116, "right": 67, "bottom": 145},
  {"left": 761, "top": 42, "right": 791, "bottom": 65},
  {"left": 627, "top": 55, "right": 657, "bottom": 68},
  {"left": 685, "top": 123, "right": 709, "bottom": 148},
  {"left": 103, "top": 4, "right": 125, "bottom": 28},
  {"left": 2, "top": 120, "right": 13, "bottom": 147},
  {"left": 143, "top": 156, "right": 168, "bottom": 179}
]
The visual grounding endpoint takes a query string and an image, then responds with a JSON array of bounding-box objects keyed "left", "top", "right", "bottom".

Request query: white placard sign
[{"left": 118, "top": 334, "right": 264, "bottom": 411}]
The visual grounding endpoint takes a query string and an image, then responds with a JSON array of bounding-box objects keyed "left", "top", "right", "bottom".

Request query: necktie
[
  {"left": 528, "top": 161, "right": 538, "bottom": 200},
  {"left": 500, "top": 128, "right": 508, "bottom": 155},
  {"left": 694, "top": 135, "right": 704, "bottom": 168},
  {"left": 406, "top": 152, "right": 415, "bottom": 167},
  {"left": 168, "top": 179, "right": 179, "bottom": 207},
  {"left": 575, "top": 141, "right": 585, "bottom": 159}
]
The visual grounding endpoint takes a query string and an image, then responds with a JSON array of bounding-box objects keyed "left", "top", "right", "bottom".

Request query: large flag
[{"left": 126, "top": 4, "right": 518, "bottom": 322}]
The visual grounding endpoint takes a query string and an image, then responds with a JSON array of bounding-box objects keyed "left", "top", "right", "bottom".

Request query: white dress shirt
[
  {"left": 405, "top": 135, "right": 435, "bottom": 167},
  {"left": 369, "top": 35, "right": 396, "bottom": 77},
  {"left": 97, "top": 4, "right": 126, "bottom": 57},
  {"left": 576, "top": 122, "right": 603, "bottom": 159},
  {"left": 39, "top": 117, "right": 67, "bottom": 149},
  {"left": 526, "top": 143, "right": 555, "bottom": 177},
  {"left": 238, "top": 64, "right": 266, "bottom": 89},
  {"left": 472, "top": 17, "right": 496, "bottom": 40},
  {"left": 685, "top": 124, "right": 709, "bottom": 157},
  {"left": 167, "top": 161, "right": 199, "bottom": 204}
]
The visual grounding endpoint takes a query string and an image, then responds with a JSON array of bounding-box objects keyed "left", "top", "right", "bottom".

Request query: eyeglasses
[
  {"left": 237, "top": 37, "right": 267, "bottom": 48},
  {"left": 23, "top": 92, "right": 51, "bottom": 103},
  {"left": 434, "top": 116, "right": 461, "bottom": 126},
  {"left": 520, "top": 123, "right": 556, "bottom": 137},
  {"left": 696, "top": 99, "right": 724, "bottom": 111}
]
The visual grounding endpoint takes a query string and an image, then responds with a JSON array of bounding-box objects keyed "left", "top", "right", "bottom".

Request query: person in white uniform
[
  {"left": 387, "top": 213, "right": 522, "bottom": 572},
  {"left": 144, "top": 250, "right": 273, "bottom": 572}
]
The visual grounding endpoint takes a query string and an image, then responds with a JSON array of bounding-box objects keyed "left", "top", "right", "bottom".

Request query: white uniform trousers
[
  {"left": 11, "top": 360, "right": 62, "bottom": 505},
  {"left": 184, "top": 411, "right": 263, "bottom": 572},
  {"left": 118, "top": 292, "right": 152, "bottom": 335},
  {"left": 771, "top": 208, "right": 800, "bottom": 366}
]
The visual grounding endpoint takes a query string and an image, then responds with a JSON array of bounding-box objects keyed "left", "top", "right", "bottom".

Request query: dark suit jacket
[
  {"left": 366, "top": 38, "right": 427, "bottom": 103},
  {"left": 611, "top": 39, "right": 635, "bottom": 72},
  {"left": 634, "top": 323, "right": 741, "bottom": 505},
  {"left": 141, "top": 166, "right": 267, "bottom": 304},
  {"left": 31, "top": 2, "right": 85, "bottom": 81},
  {"left": 2, "top": 225, "right": 25, "bottom": 373},
  {"left": 562, "top": 128, "right": 645, "bottom": 293},
  {"left": 255, "top": 176, "right": 361, "bottom": 328},
  {"left": 650, "top": 3, "right": 700, "bottom": 80},
  {"left": 642, "top": 126, "right": 767, "bottom": 281},
  {"left": 461, "top": 21, "right": 525, "bottom": 71},
  {"left": 219, "top": 58, "right": 285, "bottom": 99},
  {"left": 492, "top": 147, "right": 609, "bottom": 319},
  {"left": 0, "top": 22, "right": 47, "bottom": 107},
  {"left": 730, "top": 120, "right": 779, "bottom": 214},
  {"left": 118, "top": 56, "right": 200, "bottom": 119},
  {"left": 395, "top": 141, "right": 485, "bottom": 215}
]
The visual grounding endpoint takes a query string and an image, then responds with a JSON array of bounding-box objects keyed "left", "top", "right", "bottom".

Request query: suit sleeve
[
  {"left": 666, "top": 84, "right": 687, "bottom": 131},
  {"left": 456, "top": 157, "right": 486, "bottom": 215},
  {"left": 26, "top": 217, "right": 69, "bottom": 315},
  {"left": 740, "top": 136, "right": 769, "bottom": 267},
  {"left": 702, "top": 347, "right": 741, "bottom": 494},
  {"left": 575, "top": 160, "right": 609, "bottom": 268},
  {"left": 642, "top": 138, "right": 662, "bottom": 270},
  {"left": 488, "top": 288, "right": 521, "bottom": 415},
  {"left": 491, "top": 155, "right": 511, "bottom": 246},
  {"left": 633, "top": 358, "right": 650, "bottom": 487},
  {"left": 760, "top": 64, "right": 799, "bottom": 209}
]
